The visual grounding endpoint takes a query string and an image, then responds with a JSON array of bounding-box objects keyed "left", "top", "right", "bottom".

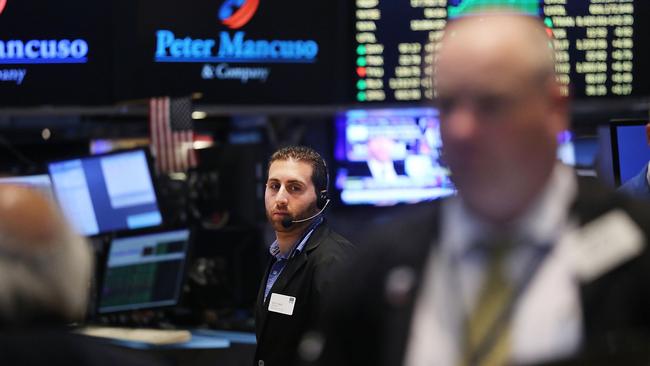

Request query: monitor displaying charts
[{"left": 98, "top": 229, "right": 190, "bottom": 314}]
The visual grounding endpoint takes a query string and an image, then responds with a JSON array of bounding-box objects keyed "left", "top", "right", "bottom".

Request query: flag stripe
[{"left": 149, "top": 96, "right": 196, "bottom": 174}]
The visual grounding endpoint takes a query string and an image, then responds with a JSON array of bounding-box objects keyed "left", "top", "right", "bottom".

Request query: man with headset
[{"left": 254, "top": 145, "right": 355, "bottom": 366}]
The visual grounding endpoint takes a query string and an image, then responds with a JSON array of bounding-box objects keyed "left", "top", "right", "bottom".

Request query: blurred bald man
[
  {"left": 0, "top": 186, "right": 163, "bottom": 366},
  {"left": 311, "top": 12, "right": 650, "bottom": 366}
]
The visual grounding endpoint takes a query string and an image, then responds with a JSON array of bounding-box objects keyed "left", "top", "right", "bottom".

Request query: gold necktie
[{"left": 460, "top": 241, "right": 514, "bottom": 366}]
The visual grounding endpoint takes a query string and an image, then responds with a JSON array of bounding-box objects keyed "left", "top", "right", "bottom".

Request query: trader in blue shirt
[{"left": 254, "top": 145, "right": 355, "bottom": 366}]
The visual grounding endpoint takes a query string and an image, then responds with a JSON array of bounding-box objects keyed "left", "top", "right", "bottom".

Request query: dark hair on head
[{"left": 269, "top": 145, "right": 328, "bottom": 193}]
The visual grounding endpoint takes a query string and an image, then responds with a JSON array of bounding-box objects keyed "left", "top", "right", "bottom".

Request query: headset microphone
[{"left": 280, "top": 199, "right": 331, "bottom": 229}]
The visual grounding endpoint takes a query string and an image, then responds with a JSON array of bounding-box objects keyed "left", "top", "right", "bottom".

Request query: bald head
[
  {"left": 436, "top": 14, "right": 556, "bottom": 97},
  {"left": 0, "top": 185, "right": 92, "bottom": 325},
  {"left": 434, "top": 13, "right": 569, "bottom": 223},
  {"left": 0, "top": 186, "right": 61, "bottom": 250}
]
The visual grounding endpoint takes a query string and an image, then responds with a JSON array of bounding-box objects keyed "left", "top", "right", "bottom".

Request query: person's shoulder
[
  {"left": 359, "top": 199, "right": 443, "bottom": 251},
  {"left": 310, "top": 223, "right": 357, "bottom": 262},
  {"left": 575, "top": 177, "right": 650, "bottom": 266},
  {"left": 576, "top": 176, "right": 650, "bottom": 228}
]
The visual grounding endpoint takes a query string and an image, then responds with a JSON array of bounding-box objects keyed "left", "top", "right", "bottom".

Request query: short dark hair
[{"left": 269, "top": 146, "right": 328, "bottom": 193}]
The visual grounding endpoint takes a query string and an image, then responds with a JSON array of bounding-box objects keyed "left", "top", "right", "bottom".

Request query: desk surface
[{"left": 80, "top": 327, "right": 256, "bottom": 350}]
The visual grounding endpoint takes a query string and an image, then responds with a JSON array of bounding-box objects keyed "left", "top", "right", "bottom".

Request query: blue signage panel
[
  {"left": 0, "top": 0, "right": 113, "bottom": 106},
  {"left": 113, "top": 0, "right": 348, "bottom": 104}
]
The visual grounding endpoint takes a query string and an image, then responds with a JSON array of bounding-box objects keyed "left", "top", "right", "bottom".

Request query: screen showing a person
[
  {"left": 48, "top": 149, "right": 162, "bottom": 236},
  {"left": 613, "top": 122, "right": 650, "bottom": 185},
  {"left": 98, "top": 229, "right": 190, "bottom": 314},
  {"left": 335, "top": 108, "right": 455, "bottom": 206}
]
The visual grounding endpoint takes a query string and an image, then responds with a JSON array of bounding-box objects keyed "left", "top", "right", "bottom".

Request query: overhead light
[
  {"left": 192, "top": 111, "right": 207, "bottom": 120},
  {"left": 41, "top": 128, "right": 51, "bottom": 140}
]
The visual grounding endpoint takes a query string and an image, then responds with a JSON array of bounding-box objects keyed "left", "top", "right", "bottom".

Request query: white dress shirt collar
[{"left": 442, "top": 163, "right": 578, "bottom": 256}]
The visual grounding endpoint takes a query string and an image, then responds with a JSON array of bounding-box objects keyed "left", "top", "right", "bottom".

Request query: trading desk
[{"left": 80, "top": 327, "right": 256, "bottom": 366}]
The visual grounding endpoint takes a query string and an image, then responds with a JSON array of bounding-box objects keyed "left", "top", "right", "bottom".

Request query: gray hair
[{"left": 0, "top": 217, "right": 93, "bottom": 324}]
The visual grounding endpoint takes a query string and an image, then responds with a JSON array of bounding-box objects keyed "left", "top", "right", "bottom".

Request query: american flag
[{"left": 149, "top": 96, "right": 197, "bottom": 174}]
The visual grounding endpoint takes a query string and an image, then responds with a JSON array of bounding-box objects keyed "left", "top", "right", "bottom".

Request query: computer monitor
[
  {"left": 97, "top": 229, "right": 191, "bottom": 314},
  {"left": 610, "top": 120, "right": 650, "bottom": 186},
  {"left": 47, "top": 149, "right": 163, "bottom": 236},
  {"left": 0, "top": 174, "right": 54, "bottom": 200},
  {"left": 334, "top": 108, "right": 456, "bottom": 206}
]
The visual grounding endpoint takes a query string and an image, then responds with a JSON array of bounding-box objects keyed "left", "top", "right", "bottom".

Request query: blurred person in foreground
[
  {"left": 308, "top": 11, "right": 650, "bottom": 366},
  {"left": 0, "top": 185, "right": 163, "bottom": 366}
]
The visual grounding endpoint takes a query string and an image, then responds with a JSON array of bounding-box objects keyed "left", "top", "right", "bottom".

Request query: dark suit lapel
[
  {"left": 381, "top": 274, "right": 426, "bottom": 366},
  {"left": 267, "top": 224, "right": 329, "bottom": 298},
  {"left": 571, "top": 176, "right": 650, "bottom": 345},
  {"left": 256, "top": 258, "right": 275, "bottom": 336},
  {"left": 257, "top": 224, "right": 328, "bottom": 335},
  {"left": 376, "top": 201, "right": 442, "bottom": 365},
  {"left": 267, "top": 251, "right": 309, "bottom": 297}
]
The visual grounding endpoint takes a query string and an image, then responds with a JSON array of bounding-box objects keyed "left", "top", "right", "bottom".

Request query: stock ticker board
[{"left": 353, "top": 0, "right": 650, "bottom": 103}]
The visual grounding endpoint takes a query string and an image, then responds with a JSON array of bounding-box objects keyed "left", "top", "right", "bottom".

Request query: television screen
[
  {"left": 610, "top": 120, "right": 650, "bottom": 186},
  {"left": 352, "top": 0, "right": 650, "bottom": 103},
  {"left": 334, "top": 108, "right": 455, "bottom": 206},
  {"left": 47, "top": 149, "right": 162, "bottom": 236},
  {"left": 98, "top": 229, "right": 190, "bottom": 314}
]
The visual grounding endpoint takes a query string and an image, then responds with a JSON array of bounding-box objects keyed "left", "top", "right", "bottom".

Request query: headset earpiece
[{"left": 317, "top": 190, "right": 329, "bottom": 209}]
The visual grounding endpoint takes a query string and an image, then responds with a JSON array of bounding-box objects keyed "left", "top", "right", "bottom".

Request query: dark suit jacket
[
  {"left": 254, "top": 221, "right": 355, "bottom": 366},
  {"left": 317, "top": 177, "right": 650, "bottom": 366}
]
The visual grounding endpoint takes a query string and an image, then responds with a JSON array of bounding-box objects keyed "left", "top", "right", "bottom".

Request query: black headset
[{"left": 316, "top": 157, "right": 330, "bottom": 209}]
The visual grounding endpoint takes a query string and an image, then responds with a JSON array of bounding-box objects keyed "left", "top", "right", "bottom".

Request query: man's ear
[
  {"left": 547, "top": 80, "right": 570, "bottom": 135},
  {"left": 645, "top": 123, "right": 650, "bottom": 146}
]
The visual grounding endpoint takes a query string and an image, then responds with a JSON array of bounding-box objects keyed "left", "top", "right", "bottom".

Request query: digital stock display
[
  {"left": 114, "top": 0, "right": 347, "bottom": 104},
  {"left": 353, "top": 0, "right": 650, "bottom": 103}
]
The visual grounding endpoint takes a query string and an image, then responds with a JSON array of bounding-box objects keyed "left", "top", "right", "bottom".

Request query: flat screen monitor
[
  {"left": 98, "top": 229, "right": 190, "bottom": 314},
  {"left": 610, "top": 120, "right": 650, "bottom": 186},
  {"left": 0, "top": 174, "right": 54, "bottom": 200},
  {"left": 47, "top": 149, "right": 163, "bottom": 236},
  {"left": 334, "top": 108, "right": 456, "bottom": 206}
]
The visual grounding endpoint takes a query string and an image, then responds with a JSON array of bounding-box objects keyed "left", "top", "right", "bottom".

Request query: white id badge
[{"left": 268, "top": 293, "right": 297, "bottom": 316}]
